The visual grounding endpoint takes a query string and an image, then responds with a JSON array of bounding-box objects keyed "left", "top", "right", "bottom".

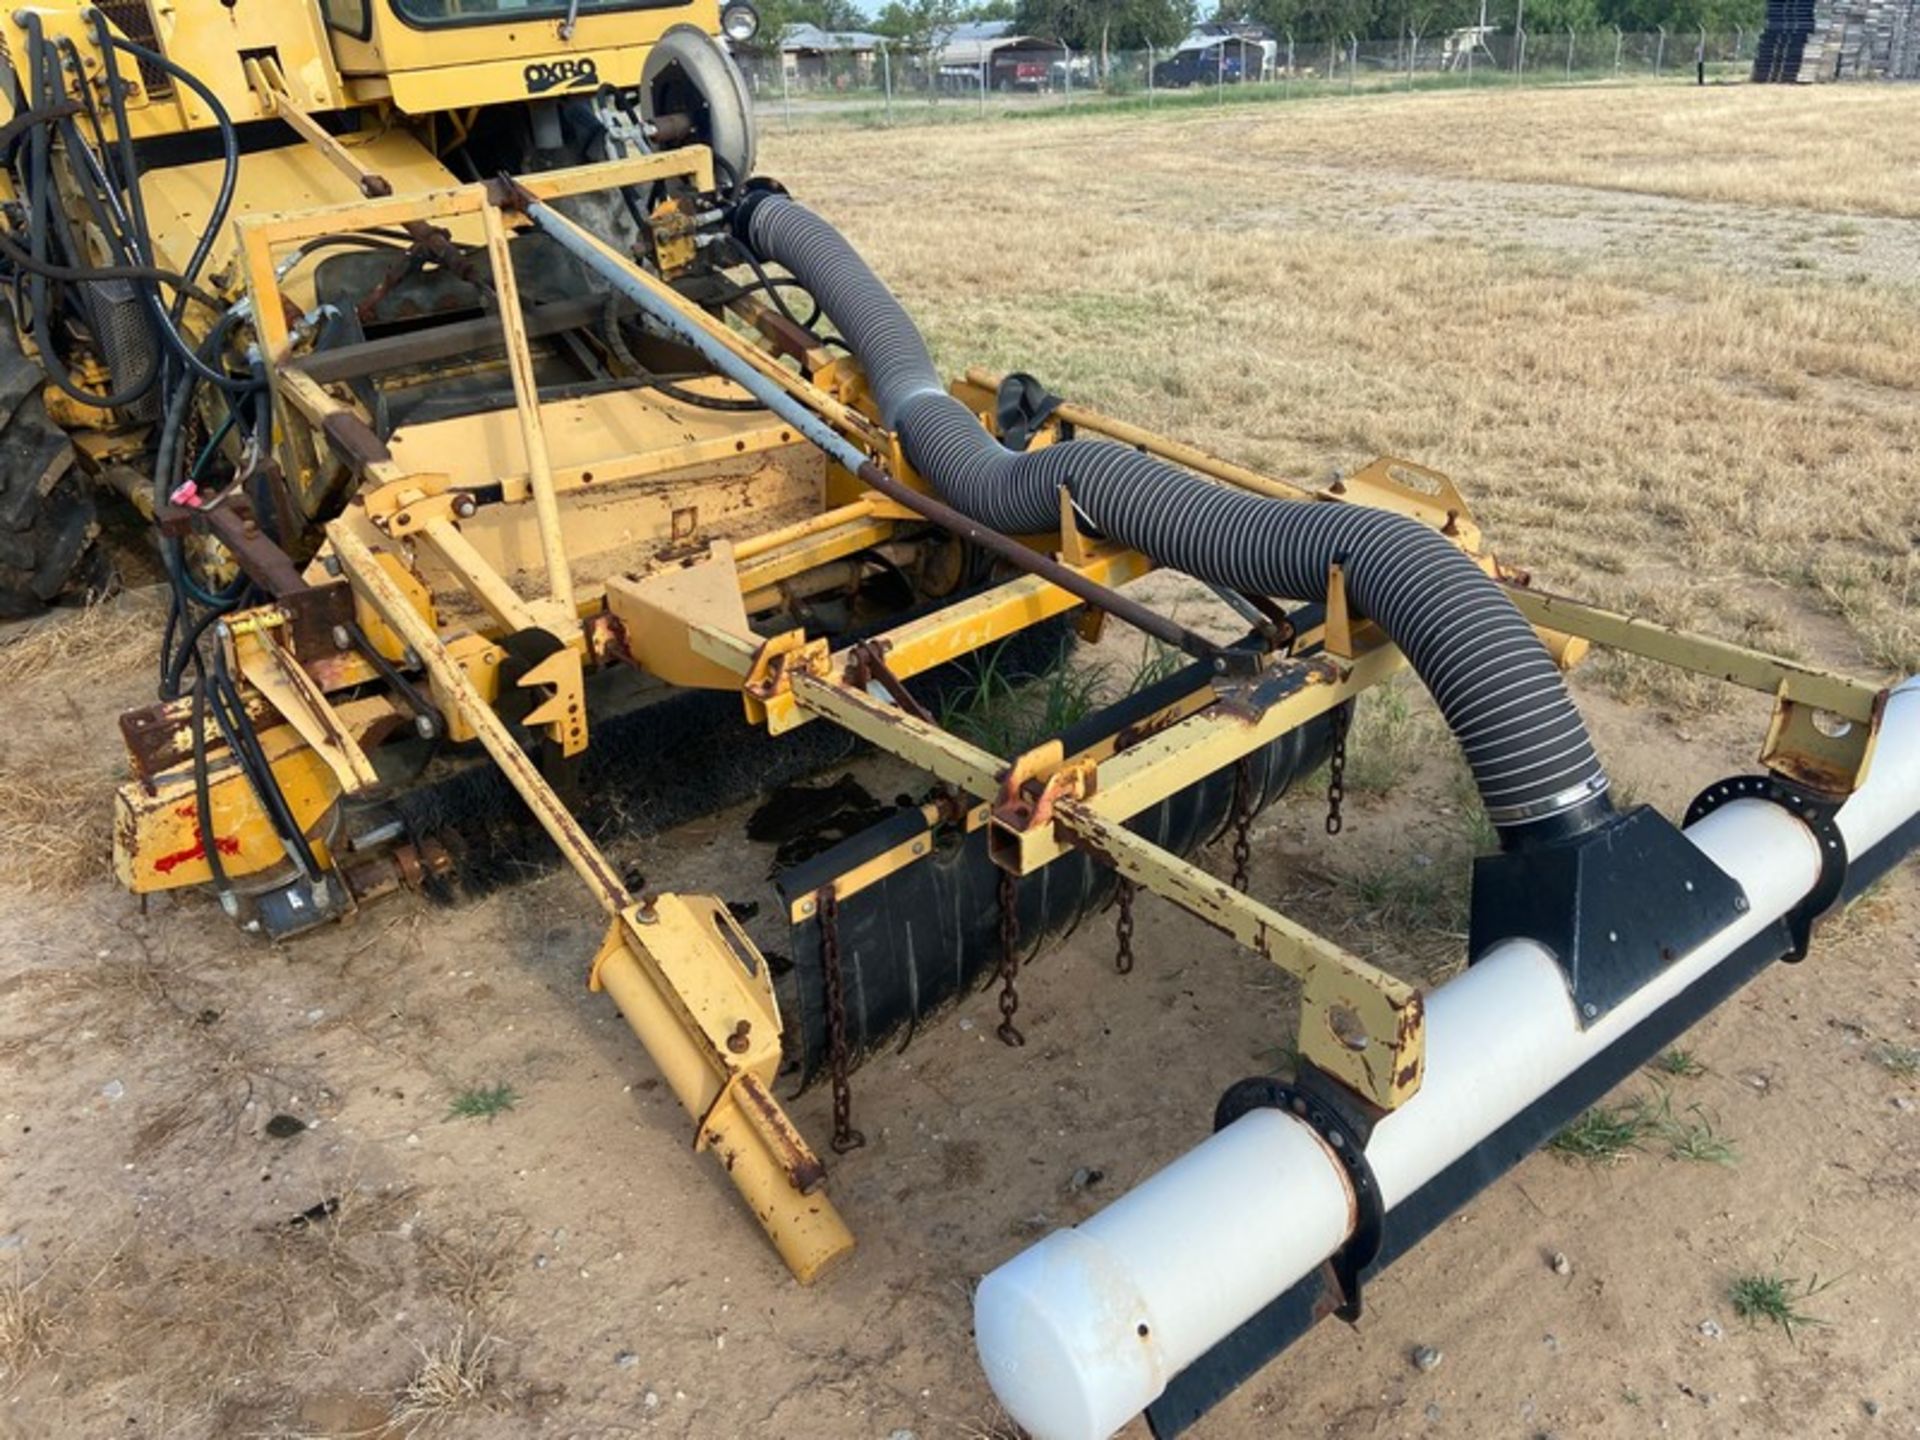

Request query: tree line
[{"left": 754, "top": 0, "right": 1761, "bottom": 57}]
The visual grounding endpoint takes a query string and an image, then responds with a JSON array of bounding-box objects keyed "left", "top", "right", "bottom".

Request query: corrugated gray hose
[{"left": 735, "top": 192, "right": 1610, "bottom": 841}]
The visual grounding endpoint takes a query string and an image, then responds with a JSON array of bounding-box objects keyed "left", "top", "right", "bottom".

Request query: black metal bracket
[
  {"left": 1214, "top": 1067, "right": 1384, "bottom": 1324},
  {"left": 1685, "top": 774, "right": 1848, "bottom": 961},
  {"left": 1468, "top": 804, "right": 1750, "bottom": 1026},
  {"left": 993, "top": 371, "right": 1063, "bottom": 453}
]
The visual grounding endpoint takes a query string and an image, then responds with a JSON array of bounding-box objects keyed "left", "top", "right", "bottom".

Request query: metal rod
[
  {"left": 520, "top": 197, "right": 1238, "bottom": 672},
  {"left": 480, "top": 203, "right": 574, "bottom": 613},
  {"left": 851, "top": 463, "right": 1237, "bottom": 670}
]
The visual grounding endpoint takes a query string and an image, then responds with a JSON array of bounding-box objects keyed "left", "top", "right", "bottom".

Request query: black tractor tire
[{"left": 0, "top": 331, "right": 98, "bottom": 620}]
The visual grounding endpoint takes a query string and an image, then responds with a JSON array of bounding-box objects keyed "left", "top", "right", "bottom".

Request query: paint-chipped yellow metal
[
  {"left": 114, "top": 711, "right": 341, "bottom": 892},
  {"left": 1054, "top": 799, "right": 1425, "bottom": 1110},
  {"left": 232, "top": 624, "right": 381, "bottom": 795},
  {"left": 327, "top": 514, "right": 853, "bottom": 1281},
  {"left": 1502, "top": 583, "right": 1886, "bottom": 794},
  {"left": 783, "top": 632, "right": 1426, "bottom": 1111}
]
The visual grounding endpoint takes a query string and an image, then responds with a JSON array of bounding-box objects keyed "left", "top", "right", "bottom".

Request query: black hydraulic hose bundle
[{"left": 733, "top": 192, "right": 1612, "bottom": 843}]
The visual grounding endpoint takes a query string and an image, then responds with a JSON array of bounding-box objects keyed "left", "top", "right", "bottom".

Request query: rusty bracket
[
  {"left": 842, "top": 639, "right": 934, "bottom": 723},
  {"left": 744, "top": 629, "right": 833, "bottom": 727},
  {"left": 991, "top": 741, "right": 1098, "bottom": 844},
  {"left": 158, "top": 494, "right": 311, "bottom": 598}
]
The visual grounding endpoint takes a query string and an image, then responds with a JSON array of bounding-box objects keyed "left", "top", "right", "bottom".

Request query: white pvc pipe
[{"left": 977, "top": 678, "right": 1920, "bottom": 1440}]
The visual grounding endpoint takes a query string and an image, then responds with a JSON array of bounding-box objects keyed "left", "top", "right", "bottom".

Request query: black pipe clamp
[{"left": 1214, "top": 1068, "right": 1385, "bottom": 1323}]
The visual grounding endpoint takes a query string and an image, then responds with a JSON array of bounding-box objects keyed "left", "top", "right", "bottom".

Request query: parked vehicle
[{"left": 1151, "top": 38, "right": 1265, "bottom": 86}]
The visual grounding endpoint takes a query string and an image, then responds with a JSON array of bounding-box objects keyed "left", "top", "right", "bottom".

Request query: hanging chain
[
  {"left": 1114, "top": 877, "right": 1136, "bottom": 974},
  {"left": 819, "top": 887, "right": 865, "bottom": 1154},
  {"left": 1230, "top": 753, "right": 1255, "bottom": 893},
  {"left": 1325, "top": 702, "right": 1350, "bottom": 837},
  {"left": 995, "top": 867, "right": 1025, "bottom": 1047}
]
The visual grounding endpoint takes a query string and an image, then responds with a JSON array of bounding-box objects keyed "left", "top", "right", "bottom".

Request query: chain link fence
[{"left": 736, "top": 29, "right": 1756, "bottom": 128}]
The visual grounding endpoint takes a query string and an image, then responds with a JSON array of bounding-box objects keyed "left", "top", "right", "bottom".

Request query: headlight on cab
[{"left": 720, "top": 1, "right": 759, "bottom": 42}]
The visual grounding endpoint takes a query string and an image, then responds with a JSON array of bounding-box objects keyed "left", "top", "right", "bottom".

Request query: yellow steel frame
[{"left": 109, "top": 152, "right": 1903, "bottom": 1282}]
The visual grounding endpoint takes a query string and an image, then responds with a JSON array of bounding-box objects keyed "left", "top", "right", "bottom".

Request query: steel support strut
[{"left": 327, "top": 516, "right": 854, "bottom": 1282}]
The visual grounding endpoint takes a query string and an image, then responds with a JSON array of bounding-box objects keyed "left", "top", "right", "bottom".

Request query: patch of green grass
[
  {"left": 1728, "top": 1270, "right": 1835, "bottom": 1339},
  {"left": 1649, "top": 1048, "right": 1707, "bottom": 1078},
  {"left": 940, "top": 637, "right": 1182, "bottom": 757},
  {"left": 1871, "top": 1043, "right": 1920, "bottom": 1079},
  {"left": 1342, "top": 854, "right": 1469, "bottom": 937},
  {"left": 1343, "top": 683, "right": 1434, "bottom": 795},
  {"left": 1552, "top": 1090, "right": 1739, "bottom": 1166},
  {"left": 1447, "top": 767, "right": 1498, "bottom": 856},
  {"left": 1661, "top": 1105, "right": 1740, "bottom": 1167},
  {"left": 1548, "top": 1098, "right": 1659, "bottom": 1164},
  {"left": 448, "top": 1084, "right": 519, "bottom": 1121}
]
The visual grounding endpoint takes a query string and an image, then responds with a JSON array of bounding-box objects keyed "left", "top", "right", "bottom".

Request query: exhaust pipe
[{"left": 973, "top": 679, "right": 1920, "bottom": 1440}]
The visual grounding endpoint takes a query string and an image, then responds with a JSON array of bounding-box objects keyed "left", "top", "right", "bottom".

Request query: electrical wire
[{"left": 208, "top": 642, "right": 321, "bottom": 883}]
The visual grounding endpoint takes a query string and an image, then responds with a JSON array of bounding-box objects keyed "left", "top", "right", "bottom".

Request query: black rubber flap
[{"left": 1467, "top": 804, "right": 1749, "bottom": 1024}]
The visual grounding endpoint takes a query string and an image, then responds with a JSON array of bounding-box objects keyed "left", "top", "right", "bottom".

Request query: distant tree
[
  {"left": 1015, "top": 0, "right": 1195, "bottom": 58},
  {"left": 872, "top": 0, "right": 965, "bottom": 49},
  {"left": 1217, "top": 0, "right": 1754, "bottom": 37},
  {"left": 757, "top": 0, "right": 873, "bottom": 39}
]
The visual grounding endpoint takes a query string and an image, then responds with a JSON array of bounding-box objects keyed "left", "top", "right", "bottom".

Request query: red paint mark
[
  {"left": 154, "top": 835, "right": 241, "bottom": 875},
  {"left": 174, "top": 802, "right": 198, "bottom": 820}
]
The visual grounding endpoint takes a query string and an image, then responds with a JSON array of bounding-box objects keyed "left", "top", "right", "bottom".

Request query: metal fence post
[
  {"left": 979, "top": 55, "right": 987, "bottom": 114},
  {"left": 880, "top": 41, "right": 893, "bottom": 124},
  {"left": 1063, "top": 42, "right": 1072, "bottom": 101},
  {"left": 1655, "top": 24, "right": 1666, "bottom": 73},
  {"left": 1285, "top": 32, "right": 1295, "bottom": 95},
  {"left": 1513, "top": 0, "right": 1526, "bottom": 79},
  {"left": 1566, "top": 25, "right": 1575, "bottom": 77},
  {"left": 1408, "top": 26, "right": 1418, "bottom": 86},
  {"left": 1347, "top": 32, "right": 1357, "bottom": 92},
  {"left": 1146, "top": 43, "right": 1154, "bottom": 103},
  {"left": 1613, "top": 25, "right": 1623, "bottom": 72},
  {"left": 780, "top": 49, "right": 792, "bottom": 131}
]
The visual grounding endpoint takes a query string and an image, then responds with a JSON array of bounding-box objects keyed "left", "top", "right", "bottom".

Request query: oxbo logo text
[{"left": 525, "top": 57, "right": 599, "bottom": 93}]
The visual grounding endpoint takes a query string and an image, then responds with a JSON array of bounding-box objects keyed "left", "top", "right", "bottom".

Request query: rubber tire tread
[{"left": 0, "top": 325, "right": 94, "bottom": 619}]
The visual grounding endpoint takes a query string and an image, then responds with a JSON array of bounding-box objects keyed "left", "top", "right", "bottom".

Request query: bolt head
[
  {"left": 331, "top": 625, "right": 351, "bottom": 651},
  {"left": 414, "top": 714, "right": 438, "bottom": 739}
]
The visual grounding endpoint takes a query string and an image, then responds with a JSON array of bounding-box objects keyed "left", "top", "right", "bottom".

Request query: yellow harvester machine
[{"left": 3, "top": 1, "right": 1913, "bottom": 1433}]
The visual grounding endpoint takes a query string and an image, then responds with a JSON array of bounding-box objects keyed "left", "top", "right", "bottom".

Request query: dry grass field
[{"left": 1, "top": 80, "right": 1917, "bottom": 1440}]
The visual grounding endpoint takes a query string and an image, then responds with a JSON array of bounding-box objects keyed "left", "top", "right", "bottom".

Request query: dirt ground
[{"left": 3, "top": 81, "right": 1919, "bottom": 1440}]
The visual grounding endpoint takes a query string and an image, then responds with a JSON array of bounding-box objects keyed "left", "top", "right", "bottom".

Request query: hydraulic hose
[{"left": 733, "top": 192, "right": 1611, "bottom": 841}]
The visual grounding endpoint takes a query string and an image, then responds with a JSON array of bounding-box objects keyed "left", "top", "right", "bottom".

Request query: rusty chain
[
  {"left": 1114, "top": 877, "right": 1136, "bottom": 974},
  {"left": 995, "top": 867, "right": 1025, "bottom": 1047},
  {"left": 1230, "top": 753, "right": 1255, "bottom": 893},
  {"left": 818, "top": 886, "right": 865, "bottom": 1153},
  {"left": 1326, "top": 702, "right": 1350, "bottom": 836}
]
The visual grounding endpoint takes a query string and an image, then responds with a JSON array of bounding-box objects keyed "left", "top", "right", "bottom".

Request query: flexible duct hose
[{"left": 735, "top": 192, "right": 1610, "bottom": 840}]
